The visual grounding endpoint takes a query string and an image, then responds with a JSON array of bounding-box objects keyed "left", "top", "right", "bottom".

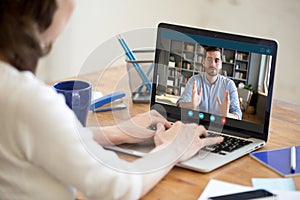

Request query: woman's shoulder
[
  {"left": 12, "top": 69, "right": 57, "bottom": 101},
  {"left": 1, "top": 63, "right": 65, "bottom": 117},
  {"left": 1, "top": 62, "right": 51, "bottom": 93}
]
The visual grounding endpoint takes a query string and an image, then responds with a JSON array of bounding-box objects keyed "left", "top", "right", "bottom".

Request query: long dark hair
[{"left": 0, "top": 1, "right": 57, "bottom": 72}]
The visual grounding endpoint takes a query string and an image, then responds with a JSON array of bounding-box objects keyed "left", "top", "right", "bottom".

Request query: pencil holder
[{"left": 125, "top": 49, "right": 154, "bottom": 103}]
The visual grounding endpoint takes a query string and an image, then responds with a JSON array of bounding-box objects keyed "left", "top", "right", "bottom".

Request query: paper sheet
[
  {"left": 198, "top": 179, "right": 300, "bottom": 200},
  {"left": 252, "top": 178, "right": 296, "bottom": 191}
]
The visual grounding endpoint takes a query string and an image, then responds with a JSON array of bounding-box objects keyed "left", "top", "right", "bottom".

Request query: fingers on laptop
[
  {"left": 153, "top": 122, "right": 176, "bottom": 146},
  {"left": 198, "top": 126, "right": 208, "bottom": 138},
  {"left": 202, "top": 136, "right": 224, "bottom": 147},
  {"left": 149, "top": 110, "right": 172, "bottom": 129}
]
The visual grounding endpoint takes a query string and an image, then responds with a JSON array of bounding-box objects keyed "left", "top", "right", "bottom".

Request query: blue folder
[{"left": 250, "top": 146, "right": 300, "bottom": 177}]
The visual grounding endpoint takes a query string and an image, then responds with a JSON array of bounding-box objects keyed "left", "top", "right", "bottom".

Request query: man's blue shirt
[{"left": 178, "top": 72, "right": 242, "bottom": 119}]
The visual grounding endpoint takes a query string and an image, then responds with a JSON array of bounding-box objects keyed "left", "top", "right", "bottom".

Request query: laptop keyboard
[{"left": 202, "top": 132, "right": 253, "bottom": 155}]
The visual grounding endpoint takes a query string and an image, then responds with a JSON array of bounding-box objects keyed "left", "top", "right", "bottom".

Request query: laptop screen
[{"left": 151, "top": 23, "right": 278, "bottom": 141}]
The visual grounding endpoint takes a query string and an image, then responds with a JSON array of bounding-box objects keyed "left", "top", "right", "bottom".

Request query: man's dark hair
[
  {"left": 204, "top": 46, "right": 222, "bottom": 57},
  {"left": 0, "top": 1, "right": 57, "bottom": 72}
]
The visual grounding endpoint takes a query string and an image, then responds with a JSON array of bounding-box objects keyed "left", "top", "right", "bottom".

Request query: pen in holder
[{"left": 125, "top": 49, "right": 154, "bottom": 103}]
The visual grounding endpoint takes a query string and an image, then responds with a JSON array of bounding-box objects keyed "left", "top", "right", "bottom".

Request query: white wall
[{"left": 36, "top": 0, "right": 300, "bottom": 105}]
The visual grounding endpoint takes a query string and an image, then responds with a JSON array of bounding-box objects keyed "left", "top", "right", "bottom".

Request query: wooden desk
[{"left": 75, "top": 66, "right": 300, "bottom": 199}]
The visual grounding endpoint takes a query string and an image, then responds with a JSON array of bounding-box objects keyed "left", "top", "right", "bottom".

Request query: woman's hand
[
  {"left": 92, "top": 110, "right": 171, "bottom": 146},
  {"left": 116, "top": 110, "right": 172, "bottom": 143},
  {"left": 154, "top": 121, "right": 223, "bottom": 163}
]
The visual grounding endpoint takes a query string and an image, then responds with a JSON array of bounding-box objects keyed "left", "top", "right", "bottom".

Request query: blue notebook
[{"left": 250, "top": 146, "right": 300, "bottom": 177}]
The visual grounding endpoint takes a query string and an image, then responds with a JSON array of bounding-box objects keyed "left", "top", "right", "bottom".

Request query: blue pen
[
  {"left": 291, "top": 146, "right": 296, "bottom": 173},
  {"left": 119, "top": 37, "right": 152, "bottom": 92},
  {"left": 117, "top": 35, "right": 150, "bottom": 84},
  {"left": 117, "top": 35, "right": 151, "bottom": 91},
  {"left": 137, "top": 62, "right": 154, "bottom": 94}
]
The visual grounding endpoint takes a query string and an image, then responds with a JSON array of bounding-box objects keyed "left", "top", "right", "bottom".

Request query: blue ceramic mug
[{"left": 53, "top": 80, "right": 92, "bottom": 127}]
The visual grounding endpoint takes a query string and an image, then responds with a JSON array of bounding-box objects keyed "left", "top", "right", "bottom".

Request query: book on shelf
[
  {"left": 169, "top": 68, "right": 181, "bottom": 77},
  {"left": 185, "top": 43, "right": 195, "bottom": 52},
  {"left": 236, "top": 53, "right": 249, "bottom": 60},
  {"left": 174, "top": 79, "right": 178, "bottom": 87},
  {"left": 168, "top": 69, "right": 174, "bottom": 77},
  {"left": 197, "top": 55, "right": 203, "bottom": 63},
  {"left": 183, "top": 53, "right": 194, "bottom": 60},
  {"left": 182, "top": 61, "right": 193, "bottom": 70},
  {"left": 197, "top": 45, "right": 205, "bottom": 54},
  {"left": 235, "top": 72, "right": 245, "bottom": 79},
  {"left": 240, "top": 63, "right": 247, "bottom": 70}
]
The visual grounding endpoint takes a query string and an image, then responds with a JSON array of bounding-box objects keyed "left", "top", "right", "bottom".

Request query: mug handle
[{"left": 72, "top": 92, "right": 80, "bottom": 107}]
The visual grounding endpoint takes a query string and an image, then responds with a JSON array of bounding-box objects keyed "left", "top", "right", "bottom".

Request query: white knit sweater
[{"left": 0, "top": 61, "right": 141, "bottom": 200}]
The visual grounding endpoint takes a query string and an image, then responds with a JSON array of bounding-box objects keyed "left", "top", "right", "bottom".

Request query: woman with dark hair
[{"left": 0, "top": 1, "right": 222, "bottom": 199}]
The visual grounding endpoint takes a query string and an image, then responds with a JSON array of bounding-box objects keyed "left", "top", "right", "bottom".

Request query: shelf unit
[
  {"left": 222, "top": 49, "right": 250, "bottom": 86},
  {"left": 166, "top": 40, "right": 206, "bottom": 96},
  {"left": 165, "top": 40, "right": 251, "bottom": 96}
]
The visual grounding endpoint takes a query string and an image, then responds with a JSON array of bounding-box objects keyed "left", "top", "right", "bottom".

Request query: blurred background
[{"left": 36, "top": 0, "right": 300, "bottom": 106}]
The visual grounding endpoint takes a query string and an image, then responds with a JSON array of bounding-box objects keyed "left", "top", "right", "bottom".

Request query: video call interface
[{"left": 154, "top": 28, "right": 274, "bottom": 132}]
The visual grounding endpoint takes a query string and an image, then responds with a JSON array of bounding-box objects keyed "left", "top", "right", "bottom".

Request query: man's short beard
[
  {"left": 207, "top": 71, "right": 218, "bottom": 76},
  {"left": 206, "top": 66, "right": 219, "bottom": 77}
]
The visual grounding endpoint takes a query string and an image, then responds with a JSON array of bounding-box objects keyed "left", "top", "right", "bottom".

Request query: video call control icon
[
  {"left": 210, "top": 115, "right": 216, "bottom": 122},
  {"left": 188, "top": 110, "right": 194, "bottom": 117},
  {"left": 221, "top": 117, "right": 226, "bottom": 125},
  {"left": 187, "top": 111, "right": 226, "bottom": 125},
  {"left": 199, "top": 113, "right": 204, "bottom": 119}
]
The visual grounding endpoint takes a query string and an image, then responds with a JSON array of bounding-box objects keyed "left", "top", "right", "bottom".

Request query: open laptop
[{"left": 106, "top": 22, "right": 278, "bottom": 172}]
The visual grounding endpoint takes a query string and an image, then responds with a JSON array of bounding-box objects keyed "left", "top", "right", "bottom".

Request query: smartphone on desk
[{"left": 207, "top": 189, "right": 277, "bottom": 200}]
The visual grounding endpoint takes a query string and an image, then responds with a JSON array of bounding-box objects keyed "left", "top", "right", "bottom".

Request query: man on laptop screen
[{"left": 177, "top": 46, "right": 242, "bottom": 120}]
